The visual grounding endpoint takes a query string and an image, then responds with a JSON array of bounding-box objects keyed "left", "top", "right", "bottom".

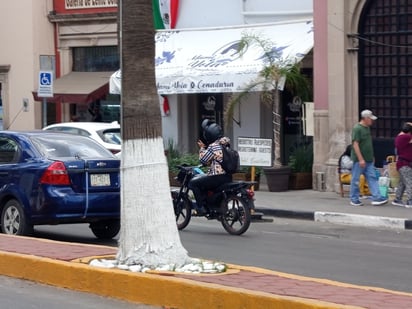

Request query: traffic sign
[{"left": 38, "top": 71, "right": 53, "bottom": 98}]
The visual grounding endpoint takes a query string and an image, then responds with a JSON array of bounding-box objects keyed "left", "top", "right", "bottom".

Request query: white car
[{"left": 43, "top": 122, "right": 121, "bottom": 155}]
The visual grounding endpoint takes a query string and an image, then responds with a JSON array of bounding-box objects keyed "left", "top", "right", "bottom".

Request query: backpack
[{"left": 220, "top": 144, "right": 240, "bottom": 174}]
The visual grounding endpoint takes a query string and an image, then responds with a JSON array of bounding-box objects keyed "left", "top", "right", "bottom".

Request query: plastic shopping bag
[{"left": 379, "top": 176, "right": 390, "bottom": 198}]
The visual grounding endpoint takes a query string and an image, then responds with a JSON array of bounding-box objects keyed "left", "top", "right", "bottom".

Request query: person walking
[
  {"left": 339, "top": 144, "right": 370, "bottom": 197},
  {"left": 349, "top": 110, "right": 388, "bottom": 206},
  {"left": 393, "top": 122, "right": 412, "bottom": 207}
]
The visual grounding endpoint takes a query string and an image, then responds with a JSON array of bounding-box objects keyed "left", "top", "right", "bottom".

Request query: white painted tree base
[
  {"left": 117, "top": 137, "right": 189, "bottom": 268},
  {"left": 90, "top": 258, "right": 227, "bottom": 274}
]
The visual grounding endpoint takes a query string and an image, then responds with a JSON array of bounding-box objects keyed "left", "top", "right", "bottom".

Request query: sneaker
[
  {"left": 350, "top": 200, "right": 364, "bottom": 206},
  {"left": 360, "top": 195, "right": 371, "bottom": 200},
  {"left": 405, "top": 200, "right": 412, "bottom": 209},
  {"left": 372, "top": 197, "right": 388, "bottom": 206},
  {"left": 392, "top": 199, "right": 405, "bottom": 207}
]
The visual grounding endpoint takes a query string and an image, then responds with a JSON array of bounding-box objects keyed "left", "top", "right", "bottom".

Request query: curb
[
  {"left": 256, "top": 207, "right": 412, "bottom": 230},
  {"left": 0, "top": 250, "right": 354, "bottom": 309}
]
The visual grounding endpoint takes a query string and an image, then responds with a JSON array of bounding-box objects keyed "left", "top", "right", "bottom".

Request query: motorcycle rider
[{"left": 188, "top": 120, "right": 232, "bottom": 215}]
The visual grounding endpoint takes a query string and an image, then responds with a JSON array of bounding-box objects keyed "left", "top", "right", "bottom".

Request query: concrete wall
[
  {"left": 232, "top": 93, "right": 261, "bottom": 149},
  {"left": 161, "top": 94, "right": 179, "bottom": 149},
  {"left": 0, "top": 0, "right": 54, "bottom": 130},
  {"left": 312, "top": 0, "right": 368, "bottom": 191},
  {"left": 177, "top": 0, "right": 313, "bottom": 28}
]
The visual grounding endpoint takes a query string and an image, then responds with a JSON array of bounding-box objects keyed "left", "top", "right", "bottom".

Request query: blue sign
[
  {"left": 40, "top": 72, "right": 52, "bottom": 85},
  {"left": 38, "top": 71, "right": 53, "bottom": 98}
]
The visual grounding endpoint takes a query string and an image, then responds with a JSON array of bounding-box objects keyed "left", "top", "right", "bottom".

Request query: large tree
[{"left": 117, "top": 0, "right": 189, "bottom": 267}]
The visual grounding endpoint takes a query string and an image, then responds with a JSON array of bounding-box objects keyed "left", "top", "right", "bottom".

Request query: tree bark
[
  {"left": 272, "top": 88, "right": 282, "bottom": 167},
  {"left": 117, "top": 0, "right": 189, "bottom": 267}
]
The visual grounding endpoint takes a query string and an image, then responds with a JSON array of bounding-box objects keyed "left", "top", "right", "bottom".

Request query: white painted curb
[{"left": 314, "top": 212, "right": 406, "bottom": 230}]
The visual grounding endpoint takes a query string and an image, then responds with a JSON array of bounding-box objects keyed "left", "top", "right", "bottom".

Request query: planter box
[
  {"left": 264, "top": 167, "right": 291, "bottom": 192},
  {"left": 289, "top": 172, "right": 313, "bottom": 190}
]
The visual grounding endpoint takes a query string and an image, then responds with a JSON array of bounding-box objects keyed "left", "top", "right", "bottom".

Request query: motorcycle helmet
[{"left": 202, "top": 120, "right": 223, "bottom": 144}]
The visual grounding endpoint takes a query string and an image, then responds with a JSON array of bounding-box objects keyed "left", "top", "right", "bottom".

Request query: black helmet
[{"left": 202, "top": 120, "right": 223, "bottom": 144}]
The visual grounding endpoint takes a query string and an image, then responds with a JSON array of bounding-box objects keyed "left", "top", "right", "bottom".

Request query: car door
[{"left": 0, "top": 136, "right": 22, "bottom": 196}]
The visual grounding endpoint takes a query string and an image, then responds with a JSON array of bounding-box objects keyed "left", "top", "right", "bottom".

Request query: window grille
[
  {"left": 358, "top": 0, "right": 412, "bottom": 139},
  {"left": 73, "top": 46, "right": 119, "bottom": 72}
]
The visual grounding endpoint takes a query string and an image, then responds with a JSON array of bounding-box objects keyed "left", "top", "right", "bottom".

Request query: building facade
[
  {"left": 313, "top": 0, "right": 412, "bottom": 191},
  {"left": 45, "top": 0, "right": 119, "bottom": 124},
  {"left": 0, "top": 0, "right": 54, "bottom": 130},
  {"left": 160, "top": 0, "right": 313, "bottom": 158},
  {"left": 1, "top": 0, "right": 313, "bottom": 169}
]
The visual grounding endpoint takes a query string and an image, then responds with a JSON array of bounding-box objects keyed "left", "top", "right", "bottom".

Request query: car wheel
[
  {"left": 89, "top": 220, "right": 120, "bottom": 239},
  {"left": 1, "top": 199, "right": 33, "bottom": 236}
]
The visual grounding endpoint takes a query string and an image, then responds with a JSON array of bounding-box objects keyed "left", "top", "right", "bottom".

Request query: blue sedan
[{"left": 0, "top": 131, "right": 120, "bottom": 239}]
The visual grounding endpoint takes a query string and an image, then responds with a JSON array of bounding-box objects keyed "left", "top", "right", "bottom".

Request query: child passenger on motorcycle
[{"left": 188, "top": 120, "right": 232, "bottom": 215}]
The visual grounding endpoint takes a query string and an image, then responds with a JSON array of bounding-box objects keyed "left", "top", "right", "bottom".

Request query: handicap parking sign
[
  {"left": 40, "top": 72, "right": 52, "bottom": 85},
  {"left": 38, "top": 71, "right": 53, "bottom": 98}
]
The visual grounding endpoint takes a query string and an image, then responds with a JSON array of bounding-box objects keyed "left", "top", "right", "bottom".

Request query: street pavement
[
  {"left": 0, "top": 185, "right": 412, "bottom": 308},
  {"left": 0, "top": 276, "right": 157, "bottom": 309},
  {"left": 1, "top": 233, "right": 412, "bottom": 308}
]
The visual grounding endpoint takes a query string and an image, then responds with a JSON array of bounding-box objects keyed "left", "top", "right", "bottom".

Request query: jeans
[{"left": 350, "top": 162, "right": 382, "bottom": 202}]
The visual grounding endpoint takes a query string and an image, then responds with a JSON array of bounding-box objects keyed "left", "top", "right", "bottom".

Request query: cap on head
[
  {"left": 402, "top": 122, "right": 412, "bottom": 134},
  {"left": 361, "top": 109, "right": 377, "bottom": 120}
]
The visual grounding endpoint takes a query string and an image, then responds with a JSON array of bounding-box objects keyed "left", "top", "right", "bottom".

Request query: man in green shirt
[{"left": 350, "top": 110, "right": 388, "bottom": 206}]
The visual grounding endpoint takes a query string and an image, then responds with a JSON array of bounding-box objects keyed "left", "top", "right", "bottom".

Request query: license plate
[{"left": 90, "top": 174, "right": 110, "bottom": 186}]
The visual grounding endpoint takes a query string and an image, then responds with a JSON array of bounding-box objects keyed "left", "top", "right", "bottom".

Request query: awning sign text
[{"left": 65, "top": 0, "right": 117, "bottom": 9}]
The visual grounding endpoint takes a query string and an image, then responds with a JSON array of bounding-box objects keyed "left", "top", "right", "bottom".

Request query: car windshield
[
  {"left": 30, "top": 135, "right": 115, "bottom": 159},
  {"left": 98, "top": 129, "right": 121, "bottom": 145}
]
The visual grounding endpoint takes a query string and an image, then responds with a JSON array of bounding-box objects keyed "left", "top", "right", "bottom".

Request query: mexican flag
[{"left": 153, "top": 0, "right": 179, "bottom": 29}]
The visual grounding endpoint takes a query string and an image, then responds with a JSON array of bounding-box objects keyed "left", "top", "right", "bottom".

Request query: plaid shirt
[{"left": 199, "top": 137, "right": 230, "bottom": 175}]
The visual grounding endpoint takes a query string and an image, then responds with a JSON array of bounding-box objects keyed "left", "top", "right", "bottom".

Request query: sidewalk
[
  {"left": 254, "top": 189, "right": 412, "bottom": 230},
  {"left": 1, "top": 234, "right": 412, "bottom": 309}
]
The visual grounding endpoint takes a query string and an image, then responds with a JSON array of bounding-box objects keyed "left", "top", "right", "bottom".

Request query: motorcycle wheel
[
  {"left": 172, "top": 191, "right": 192, "bottom": 230},
  {"left": 220, "top": 195, "right": 251, "bottom": 235}
]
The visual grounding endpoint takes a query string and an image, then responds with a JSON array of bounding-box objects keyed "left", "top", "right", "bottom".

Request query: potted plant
[
  {"left": 226, "top": 34, "right": 311, "bottom": 192},
  {"left": 288, "top": 144, "right": 313, "bottom": 190}
]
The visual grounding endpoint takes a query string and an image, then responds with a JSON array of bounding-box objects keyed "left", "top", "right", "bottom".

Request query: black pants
[{"left": 188, "top": 174, "right": 232, "bottom": 210}]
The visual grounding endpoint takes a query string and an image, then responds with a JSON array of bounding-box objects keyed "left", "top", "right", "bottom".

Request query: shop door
[{"left": 198, "top": 93, "right": 224, "bottom": 142}]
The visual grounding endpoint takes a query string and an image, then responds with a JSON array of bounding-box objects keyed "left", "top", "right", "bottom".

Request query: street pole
[{"left": 42, "top": 97, "right": 47, "bottom": 128}]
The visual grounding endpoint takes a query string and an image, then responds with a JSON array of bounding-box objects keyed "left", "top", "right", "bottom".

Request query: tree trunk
[
  {"left": 117, "top": 0, "right": 189, "bottom": 267},
  {"left": 272, "top": 88, "right": 282, "bottom": 167}
]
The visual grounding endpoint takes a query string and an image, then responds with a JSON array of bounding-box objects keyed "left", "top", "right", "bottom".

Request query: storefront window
[{"left": 73, "top": 46, "right": 119, "bottom": 72}]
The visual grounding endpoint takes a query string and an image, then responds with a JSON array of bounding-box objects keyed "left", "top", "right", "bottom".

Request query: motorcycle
[{"left": 171, "top": 165, "right": 255, "bottom": 235}]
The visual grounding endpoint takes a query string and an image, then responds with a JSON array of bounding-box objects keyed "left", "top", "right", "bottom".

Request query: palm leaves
[{"left": 226, "top": 33, "right": 310, "bottom": 167}]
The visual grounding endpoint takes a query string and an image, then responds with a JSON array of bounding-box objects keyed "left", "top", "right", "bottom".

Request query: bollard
[{"left": 316, "top": 172, "right": 326, "bottom": 191}]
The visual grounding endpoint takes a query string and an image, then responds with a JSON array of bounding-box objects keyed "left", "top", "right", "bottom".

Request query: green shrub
[{"left": 288, "top": 144, "right": 313, "bottom": 173}]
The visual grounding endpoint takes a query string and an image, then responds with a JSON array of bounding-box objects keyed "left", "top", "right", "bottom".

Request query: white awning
[
  {"left": 110, "top": 70, "right": 121, "bottom": 95},
  {"left": 110, "top": 20, "right": 313, "bottom": 95}
]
